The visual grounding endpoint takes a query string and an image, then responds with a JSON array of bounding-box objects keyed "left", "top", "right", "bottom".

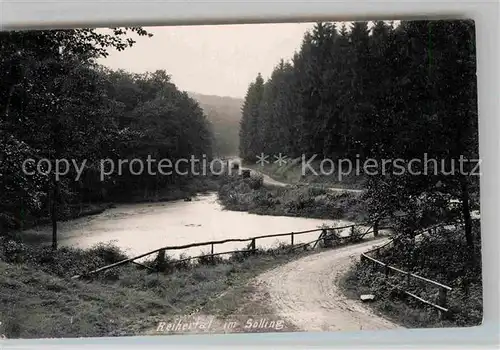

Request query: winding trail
[
  {"left": 143, "top": 237, "right": 403, "bottom": 336},
  {"left": 227, "top": 156, "right": 362, "bottom": 193},
  {"left": 251, "top": 238, "right": 401, "bottom": 332},
  {"left": 243, "top": 167, "right": 363, "bottom": 194},
  {"left": 235, "top": 160, "right": 395, "bottom": 331}
]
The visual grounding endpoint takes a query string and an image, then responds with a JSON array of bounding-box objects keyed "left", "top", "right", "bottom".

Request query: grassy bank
[
  {"left": 340, "top": 224, "right": 482, "bottom": 328},
  {"left": 0, "top": 236, "right": 315, "bottom": 338},
  {"left": 218, "top": 175, "right": 368, "bottom": 222},
  {"left": 243, "top": 156, "right": 366, "bottom": 189}
]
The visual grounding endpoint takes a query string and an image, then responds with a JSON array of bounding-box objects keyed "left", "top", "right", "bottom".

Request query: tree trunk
[
  {"left": 460, "top": 175, "right": 474, "bottom": 262},
  {"left": 51, "top": 179, "right": 59, "bottom": 250},
  {"left": 4, "top": 84, "right": 16, "bottom": 118}
]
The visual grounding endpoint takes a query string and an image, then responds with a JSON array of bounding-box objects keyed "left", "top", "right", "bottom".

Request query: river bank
[
  {"left": 0, "top": 170, "right": 377, "bottom": 338},
  {"left": 16, "top": 170, "right": 368, "bottom": 249},
  {"left": 10, "top": 177, "right": 221, "bottom": 245},
  {"left": 0, "top": 235, "right": 331, "bottom": 338},
  {"left": 217, "top": 175, "right": 369, "bottom": 223},
  {"left": 0, "top": 170, "right": 381, "bottom": 338},
  {"left": 16, "top": 194, "right": 355, "bottom": 259},
  {"left": 0, "top": 212, "right": 389, "bottom": 339}
]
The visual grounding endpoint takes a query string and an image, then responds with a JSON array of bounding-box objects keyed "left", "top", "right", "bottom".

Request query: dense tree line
[
  {"left": 0, "top": 29, "right": 214, "bottom": 245},
  {"left": 240, "top": 20, "right": 479, "bottom": 261}
]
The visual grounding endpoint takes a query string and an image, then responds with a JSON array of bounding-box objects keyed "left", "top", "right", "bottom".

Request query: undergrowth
[
  {"left": 218, "top": 175, "right": 368, "bottom": 221},
  {"left": 340, "top": 224, "right": 482, "bottom": 328},
  {"left": 0, "top": 235, "right": 316, "bottom": 339}
]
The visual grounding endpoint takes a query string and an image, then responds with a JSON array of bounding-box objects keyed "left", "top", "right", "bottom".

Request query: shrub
[
  {"left": 347, "top": 226, "right": 364, "bottom": 243},
  {"left": 320, "top": 228, "right": 343, "bottom": 248},
  {"left": 87, "top": 242, "right": 128, "bottom": 264},
  {"left": 229, "top": 243, "right": 256, "bottom": 262},
  {"left": 196, "top": 250, "right": 224, "bottom": 266},
  {"left": 346, "top": 225, "right": 483, "bottom": 328},
  {"left": 308, "top": 186, "right": 327, "bottom": 197},
  {"left": 0, "top": 237, "right": 130, "bottom": 278},
  {"left": 175, "top": 253, "right": 193, "bottom": 270},
  {"left": 247, "top": 174, "right": 264, "bottom": 190}
]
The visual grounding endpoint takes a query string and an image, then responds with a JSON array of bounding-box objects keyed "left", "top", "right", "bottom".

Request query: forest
[
  {"left": 0, "top": 28, "right": 217, "bottom": 243},
  {"left": 0, "top": 21, "right": 480, "bottom": 265},
  {"left": 239, "top": 20, "right": 479, "bottom": 262}
]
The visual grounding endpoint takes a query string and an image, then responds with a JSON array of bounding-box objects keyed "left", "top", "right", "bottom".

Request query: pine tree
[{"left": 239, "top": 73, "right": 265, "bottom": 161}]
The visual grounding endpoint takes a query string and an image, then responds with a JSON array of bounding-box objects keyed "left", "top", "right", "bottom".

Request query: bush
[
  {"left": 229, "top": 243, "right": 257, "bottom": 262},
  {"left": 175, "top": 253, "right": 193, "bottom": 270},
  {"left": 196, "top": 250, "right": 224, "bottom": 265},
  {"left": 307, "top": 186, "right": 328, "bottom": 197},
  {"left": 0, "top": 237, "right": 129, "bottom": 278},
  {"left": 217, "top": 176, "right": 367, "bottom": 221},
  {"left": 247, "top": 174, "right": 264, "bottom": 190},
  {"left": 2, "top": 309, "right": 22, "bottom": 338},
  {"left": 87, "top": 242, "right": 128, "bottom": 264},
  {"left": 346, "top": 226, "right": 364, "bottom": 243},
  {"left": 345, "top": 225, "right": 483, "bottom": 328}
]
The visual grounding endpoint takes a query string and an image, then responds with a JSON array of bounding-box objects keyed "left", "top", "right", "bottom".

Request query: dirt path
[
  {"left": 243, "top": 167, "right": 363, "bottom": 194},
  {"left": 143, "top": 239, "right": 400, "bottom": 336},
  {"left": 251, "top": 239, "right": 402, "bottom": 332}
]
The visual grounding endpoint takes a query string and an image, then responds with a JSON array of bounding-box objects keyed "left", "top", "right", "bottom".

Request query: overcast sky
[{"left": 98, "top": 23, "right": 317, "bottom": 98}]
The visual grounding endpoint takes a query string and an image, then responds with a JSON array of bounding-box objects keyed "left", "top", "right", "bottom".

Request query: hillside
[{"left": 188, "top": 92, "right": 243, "bottom": 157}]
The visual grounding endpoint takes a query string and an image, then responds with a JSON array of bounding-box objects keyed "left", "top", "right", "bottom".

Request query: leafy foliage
[{"left": 0, "top": 28, "right": 215, "bottom": 239}]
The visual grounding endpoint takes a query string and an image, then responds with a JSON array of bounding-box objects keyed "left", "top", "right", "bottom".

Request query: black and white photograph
[{"left": 0, "top": 19, "right": 481, "bottom": 339}]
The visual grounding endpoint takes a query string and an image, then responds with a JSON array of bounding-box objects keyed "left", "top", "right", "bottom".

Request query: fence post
[
  {"left": 406, "top": 272, "right": 412, "bottom": 287},
  {"left": 290, "top": 233, "right": 294, "bottom": 247},
  {"left": 384, "top": 263, "right": 389, "bottom": 278},
  {"left": 250, "top": 239, "right": 256, "bottom": 254},
  {"left": 373, "top": 219, "right": 379, "bottom": 237},
  {"left": 438, "top": 288, "right": 449, "bottom": 319},
  {"left": 438, "top": 288, "right": 447, "bottom": 309},
  {"left": 211, "top": 243, "right": 214, "bottom": 264},
  {"left": 313, "top": 230, "right": 325, "bottom": 248},
  {"left": 156, "top": 249, "right": 166, "bottom": 271}
]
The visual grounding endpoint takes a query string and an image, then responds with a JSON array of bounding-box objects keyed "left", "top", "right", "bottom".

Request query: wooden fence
[
  {"left": 70, "top": 214, "right": 479, "bottom": 320},
  {"left": 359, "top": 220, "right": 478, "bottom": 317},
  {"left": 71, "top": 218, "right": 389, "bottom": 280}
]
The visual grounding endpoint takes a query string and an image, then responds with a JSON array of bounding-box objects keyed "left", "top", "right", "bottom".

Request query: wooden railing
[
  {"left": 70, "top": 211, "right": 479, "bottom": 321},
  {"left": 71, "top": 219, "right": 390, "bottom": 280},
  {"left": 360, "top": 253, "right": 452, "bottom": 314},
  {"left": 359, "top": 220, "right": 477, "bottom": 316}
]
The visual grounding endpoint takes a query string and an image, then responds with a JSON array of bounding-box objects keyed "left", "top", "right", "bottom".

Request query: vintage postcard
[{"left": 0, "top": 19, "right": 480, "bottom": 339}]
